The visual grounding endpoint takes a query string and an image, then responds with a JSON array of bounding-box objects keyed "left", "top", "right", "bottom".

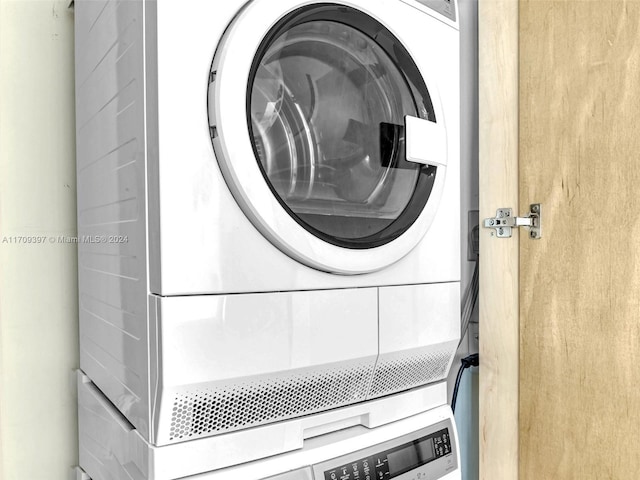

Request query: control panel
[
  {"left": 312, "top": 420, "right": 457, "bottom": 480},
  {"left": 404, "top": 0, "right": 457, "bottom": 22}
]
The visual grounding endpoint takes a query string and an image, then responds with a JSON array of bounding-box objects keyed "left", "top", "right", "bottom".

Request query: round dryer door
[{"left": 209, "top": 1, "right": 448, "bottom": 274}]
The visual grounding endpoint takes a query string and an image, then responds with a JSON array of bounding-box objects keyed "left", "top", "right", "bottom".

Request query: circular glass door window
[{"left": 248, "top": 6, "right": 438, "bottom": 249}]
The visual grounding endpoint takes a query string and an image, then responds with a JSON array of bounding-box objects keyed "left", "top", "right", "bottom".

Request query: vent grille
[
  {"left": 368, "top": 349, "right": 454, "bottom": 398},
  {"left": 169, "top": 363, "right": 374, "bottom": 441}
]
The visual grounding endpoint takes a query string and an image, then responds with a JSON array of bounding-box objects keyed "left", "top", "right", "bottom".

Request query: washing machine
[
  {"left": 74, "top": 0, "right": 460, "bottom": 478},
  {"left": 78, "top": 372, "right": 460, "bottom": 480}
]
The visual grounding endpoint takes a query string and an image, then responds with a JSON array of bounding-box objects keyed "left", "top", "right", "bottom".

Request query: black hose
[{"left": 451, "top": 354, "right": 479, "bottom": 414}]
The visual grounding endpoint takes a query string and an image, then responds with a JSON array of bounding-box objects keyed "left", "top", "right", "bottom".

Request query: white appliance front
[
  {"left": 74, "top": 0, "right": 461, "bottom": 457},
  {"left": 151, "top": 283, "right": 459, "bottom": 445},
  {"left": 79, "top": 373, "right": 461, "bottom": 480},
  {"left": 152, "top": 0, "right": 461, "bottom": 295}
]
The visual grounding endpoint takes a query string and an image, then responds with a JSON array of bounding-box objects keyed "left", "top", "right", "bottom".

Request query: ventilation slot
[
  {"left": 169, "top": 363, "right": 374, "bottom": 441},
  {"left": 368, "top": 349, "right": 454, "bottom": 398}
]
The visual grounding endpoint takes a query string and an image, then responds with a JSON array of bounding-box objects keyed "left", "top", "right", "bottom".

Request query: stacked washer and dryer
[{"left": 74, "top": 0, "right": 461, "bottom": 479}]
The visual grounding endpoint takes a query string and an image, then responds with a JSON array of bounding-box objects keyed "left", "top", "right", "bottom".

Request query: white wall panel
[{"left": 0, "top": 1, "right": 78, "bottom": 478}]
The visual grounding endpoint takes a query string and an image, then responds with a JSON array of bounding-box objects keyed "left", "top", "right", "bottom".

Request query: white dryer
[{"left": 74, "top": 0, "right": 460, "bottom": 478}]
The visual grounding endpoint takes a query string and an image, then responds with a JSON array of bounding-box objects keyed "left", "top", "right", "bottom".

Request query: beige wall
[{"left": 0, "top": 1, "right": 78, "bottom": 478}]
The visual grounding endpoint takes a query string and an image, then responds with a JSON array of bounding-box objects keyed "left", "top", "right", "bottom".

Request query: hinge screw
[{"left": 532, "top": 204, "right": 540, "bottom": 214}]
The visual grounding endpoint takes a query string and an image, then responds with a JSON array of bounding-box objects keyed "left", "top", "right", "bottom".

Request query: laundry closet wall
[{"left": 0, "top": 1, "right": 78, "bottom": 478}]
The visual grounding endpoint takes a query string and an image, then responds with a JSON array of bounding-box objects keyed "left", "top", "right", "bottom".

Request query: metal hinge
[{"left": 483, "top": 203, "right": 542, "bottom": 239}]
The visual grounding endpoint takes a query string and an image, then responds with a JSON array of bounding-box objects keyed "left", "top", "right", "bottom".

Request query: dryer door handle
[{"left": 404, "top": 115, "right": 448, "bottom": 168}]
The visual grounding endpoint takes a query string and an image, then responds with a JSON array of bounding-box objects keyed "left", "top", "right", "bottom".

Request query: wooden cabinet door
[{"left": 480, "top": 1, "right": 640, "bottom": 478}]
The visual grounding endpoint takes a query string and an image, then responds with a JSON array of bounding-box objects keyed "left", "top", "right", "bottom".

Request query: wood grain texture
[
  {"left": 478, "top": 1, "right": 520, "bottom": 479},
  {"left": 520, "top": 1, "right": 640, "bottom": 478}
]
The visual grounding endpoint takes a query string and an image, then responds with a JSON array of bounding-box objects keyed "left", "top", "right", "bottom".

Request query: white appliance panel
[
  {"left": 152, "top": 289, "right": 379, "bottom": 445},
  {"left": 370, "top": 283, "right": 461, "bottom": 399},
  {"left": 75, "top": 0, "right": 151, "bottom": 437},
  {"left": 78, "top": 373, "right": 460, "bottom": 480},
  {"left": 152, "top": 0, "right": 460, "bottom": 295},
  {"left": 157, "top": 289, "right": 378, "bottom": 387},
  {"left": 379, "top": 283, "right": 461, "bottom": 355}
]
